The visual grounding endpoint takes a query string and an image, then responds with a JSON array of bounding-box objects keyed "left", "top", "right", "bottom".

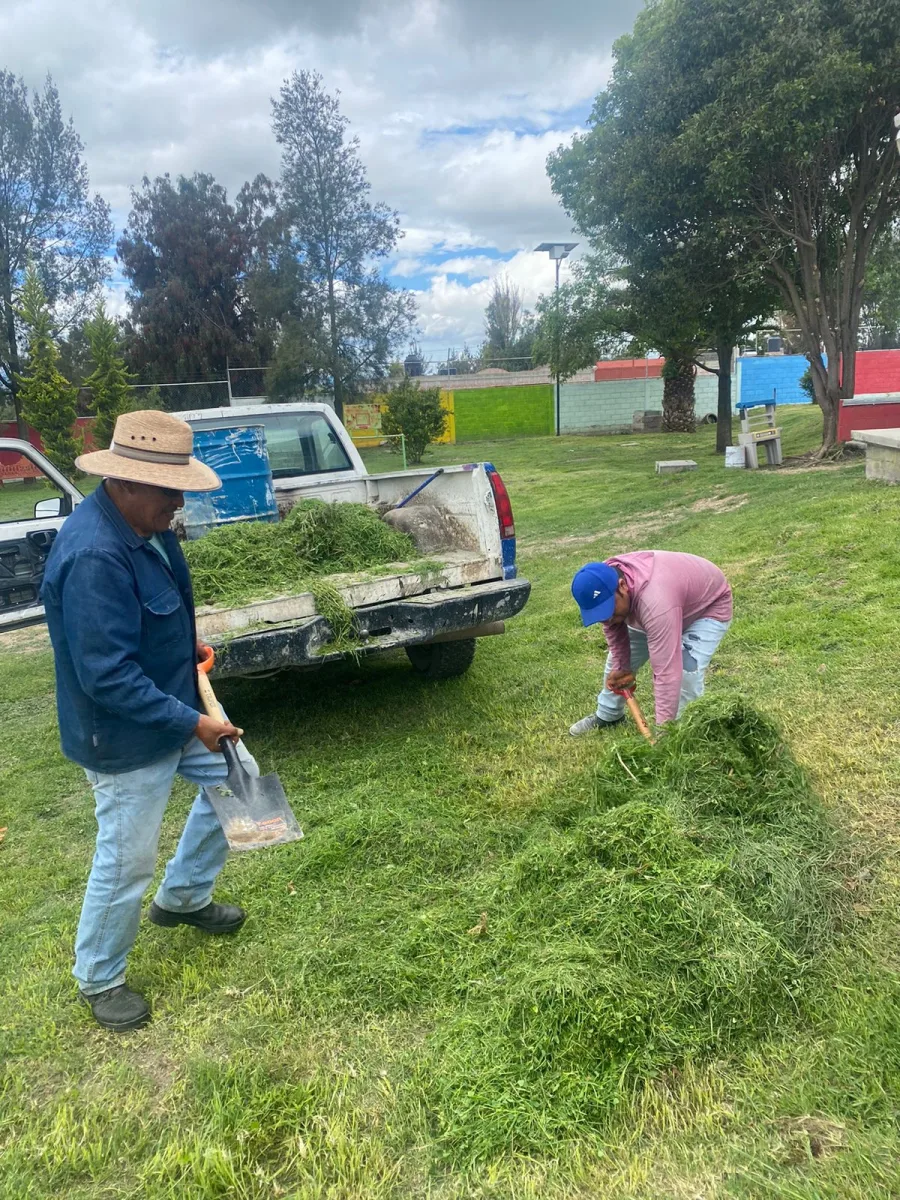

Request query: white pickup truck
[{"left": 0, "top": 403, "right": 530, "bottom": 681}]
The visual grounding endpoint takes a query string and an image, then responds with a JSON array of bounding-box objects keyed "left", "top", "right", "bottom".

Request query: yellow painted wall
[
  {"left": 436, "top": 390, "right": 455, "bottom": 444},
  {"left": 344, "top": 391, "right": 457, "bottom": 447}
]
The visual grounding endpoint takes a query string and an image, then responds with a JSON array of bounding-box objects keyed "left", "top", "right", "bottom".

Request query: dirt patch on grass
[
  {"left": 522, "top": 492, "right": 749, "bottom": 556},
  {"left": 689, "top": 493, "right": 749, "bottom": 515},
  {"left": 0, "top": 625, "right": 51, "bottom": 654},
  {"left": 776, "top": 461, "right": 860, "bottom": 476},
  {"left": 774, "top": 1115, "right": 849, "bottom": 1164}
]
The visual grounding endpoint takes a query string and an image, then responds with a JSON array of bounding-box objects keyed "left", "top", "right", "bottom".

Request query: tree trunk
[
  {"left": 715, "top": 341, "right": 733, "bottom": 453},
  {"left": 1, "top": 278, "right": 28, "bottom": 438},
  {"left": 662, "top": 351, "right": 696, "bottom": 433},
  {"left": 326, "top": 277, "right": 344, "bottom": 423},
  {"left": 807, "top": 359, "right": 841, "bottom": 454}
]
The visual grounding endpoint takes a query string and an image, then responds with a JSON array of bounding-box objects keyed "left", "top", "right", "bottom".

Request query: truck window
[
  {"left": 0, "top": 450, "right": 67, "bottom": 524},
  {"left": 260, "top": 412, "right": 353, "bottom": 477}
]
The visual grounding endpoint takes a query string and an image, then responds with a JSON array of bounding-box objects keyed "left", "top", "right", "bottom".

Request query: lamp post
[{"left": 535, "top": 241, "right": 578, "bottom": 436}]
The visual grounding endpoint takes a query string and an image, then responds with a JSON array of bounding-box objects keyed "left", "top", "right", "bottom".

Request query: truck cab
[{"left": 0, "top": 439, "right": 83, "bottom": 629}]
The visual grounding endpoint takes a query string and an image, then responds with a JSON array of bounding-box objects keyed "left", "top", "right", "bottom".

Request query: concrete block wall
[
  {"left": 559, "top": 373, "right": 722, "bottom": 434},
  {"left": 736, "top": 355, "right": 811, "bottom": 406}
]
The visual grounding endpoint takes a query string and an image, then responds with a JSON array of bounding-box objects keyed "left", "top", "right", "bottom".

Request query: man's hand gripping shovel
[{"left": 197, "top": 646, "right": 304, "bottom": 852}]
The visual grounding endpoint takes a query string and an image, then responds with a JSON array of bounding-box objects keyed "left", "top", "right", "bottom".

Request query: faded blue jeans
[
  {"left": 75, "top": 731, "right": 258, "bottom": 996},
  {"left": 596, "top": 618, "right": 731, "bottom": 725}
]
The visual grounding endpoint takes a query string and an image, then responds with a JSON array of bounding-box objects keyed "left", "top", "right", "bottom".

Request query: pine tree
[
  {"left": 16, "top": 265, "right": 79, "bottom": 474},
  {"left": 84, "top": 301, "right": 134, "bottom": 448}
]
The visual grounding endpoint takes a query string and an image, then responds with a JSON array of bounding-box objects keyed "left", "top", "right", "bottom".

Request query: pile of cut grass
[
  {"left": 286, "top": 698, "right": 846, "bottom": 1164},
  {"left": 183, "top": 498, "right": 416, "bottom": 609},
  {"left": 418, "top": 699, "right": 847, "bottom": 1161}
]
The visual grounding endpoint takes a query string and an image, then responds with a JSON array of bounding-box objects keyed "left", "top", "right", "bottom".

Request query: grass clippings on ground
[{"left": 3, "top": 407, "right": 900, "bottom": 1198}]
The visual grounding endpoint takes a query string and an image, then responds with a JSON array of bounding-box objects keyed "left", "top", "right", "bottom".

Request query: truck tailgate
[{"left": 207, "top": 576, "right": 531, "bottom": 678}]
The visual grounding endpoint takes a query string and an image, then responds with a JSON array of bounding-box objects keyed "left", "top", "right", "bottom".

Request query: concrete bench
[
  {"left": 850, "top": 427, "right": 900, "bottom": 482},
  {"left": 655, "top": 460, "right": 698, "bottom": 474}
]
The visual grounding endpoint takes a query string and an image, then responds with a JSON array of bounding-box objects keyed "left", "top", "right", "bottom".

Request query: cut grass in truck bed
[
  {"left": 2, "top": 407, "right": 900, "bottom": 1198},
  {"left": 183, "top": 498, "right": 416, "bottom": 609}
]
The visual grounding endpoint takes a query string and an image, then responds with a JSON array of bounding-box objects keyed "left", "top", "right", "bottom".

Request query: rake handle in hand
[{"left": 612, "top": 686, "right": 654, "bottom": 742}]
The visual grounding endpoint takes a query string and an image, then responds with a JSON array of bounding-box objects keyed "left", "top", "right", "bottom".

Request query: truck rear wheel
[{"left": 406, "top": 638, "right": 476, "bottom": 680}]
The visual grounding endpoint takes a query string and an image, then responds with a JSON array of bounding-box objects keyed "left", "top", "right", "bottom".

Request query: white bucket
[{"left": 725, "top": 445, "right": 745, "bottom": 469}]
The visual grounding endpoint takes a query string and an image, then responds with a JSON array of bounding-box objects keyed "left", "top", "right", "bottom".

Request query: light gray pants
[{"left": 596, "top": 618, "right": 731, "bottom": 724}]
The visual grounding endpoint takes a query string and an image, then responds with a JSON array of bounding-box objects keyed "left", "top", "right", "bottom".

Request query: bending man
[{"left": 569, "top": 551, "right": 732, "bottom": 735}]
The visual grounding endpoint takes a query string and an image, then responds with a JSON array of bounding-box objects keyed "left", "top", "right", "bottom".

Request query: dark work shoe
[
  {"left": 569, "top": 713, "right": 625, "bottom": 736},
  {"left": 148, "top": 900, "right": 246, "bottom": 934},
  {"left": 80, "top": 984, "right": 150, "bottom": 1032}
]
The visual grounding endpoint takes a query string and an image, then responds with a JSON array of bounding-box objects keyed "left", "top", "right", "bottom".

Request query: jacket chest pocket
[{"left": 142, "top": 585, "right": 185, "bottom": 646}]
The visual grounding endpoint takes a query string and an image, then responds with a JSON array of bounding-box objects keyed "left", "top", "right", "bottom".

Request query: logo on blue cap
[{"left": 571, "top": 562, "right": 619, "bottom": 626}]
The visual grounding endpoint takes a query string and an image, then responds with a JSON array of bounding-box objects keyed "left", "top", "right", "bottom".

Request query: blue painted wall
[{"left": 737, "top": 355, "right": 812, "bottom": 407}]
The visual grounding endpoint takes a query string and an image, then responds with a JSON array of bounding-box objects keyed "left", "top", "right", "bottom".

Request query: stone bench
[
  {"left": 850, "top": 427, "right": 900, "bottom": 483},
  {"left": 655, "top": 460, "right": 698, "bottom": 474}
]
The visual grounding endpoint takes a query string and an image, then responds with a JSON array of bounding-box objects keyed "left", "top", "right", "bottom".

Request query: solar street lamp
[{"left": 535, "top": 242, "right": 578, "bottom": 436}]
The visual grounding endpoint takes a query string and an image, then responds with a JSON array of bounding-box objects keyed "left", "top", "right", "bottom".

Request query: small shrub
[
  {"left": 381, "top": 377, "right": 447, "bottom": 464},
  {"left": 799, "top": 365, "right": 815, "bottom": 402}
]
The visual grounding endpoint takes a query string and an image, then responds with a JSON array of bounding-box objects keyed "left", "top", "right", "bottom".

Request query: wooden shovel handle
[
  {"left": 624, "top": 693, "right": 654, "bottom": 742},
  {"left": 197, "top": 666, "right": 224, "bottom": 721}
]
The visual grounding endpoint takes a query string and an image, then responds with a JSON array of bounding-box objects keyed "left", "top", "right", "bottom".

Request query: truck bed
[{"left": 194, "top": 550, "right": 495, "bottom": 640}]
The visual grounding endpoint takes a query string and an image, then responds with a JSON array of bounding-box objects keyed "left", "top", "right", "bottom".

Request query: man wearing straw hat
[{"left": 42, "top": 410, "right": 258, "bottom": 1032}]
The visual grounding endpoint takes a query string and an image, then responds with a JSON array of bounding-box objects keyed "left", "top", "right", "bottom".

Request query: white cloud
[
  {"left": 413, "top": 248, "right": 579, "bottom": 355},
  {"left": 1, "top": 0, "right": 635, "bottom": 360}
]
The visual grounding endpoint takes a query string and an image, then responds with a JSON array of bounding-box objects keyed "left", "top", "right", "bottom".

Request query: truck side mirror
[{"left": 34, "top": 496, "right": 62, "bottom": 519}]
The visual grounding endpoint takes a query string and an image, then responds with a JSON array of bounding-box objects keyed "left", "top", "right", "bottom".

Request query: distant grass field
[{"left": 2, "top": 406, "right": 900, "bottom": 1198}]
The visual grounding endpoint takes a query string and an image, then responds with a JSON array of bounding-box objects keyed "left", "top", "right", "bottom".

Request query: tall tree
[
  {"left": 482, "top": 276, "right": 537, "bottom": 370},
  {"left": 548, "top": 5, "right": 778, "bottom": 450},
  {"left": 83, "top": 301, "right": 134, "bottom": 448},
  {"left": 117, "top": 173, "right": 272, "bottom": 406},
  {"left": 532, "top": 248, "right": 707, "bottom": 432},
  {"left": 271, "top": 71, "right": 416, "bottom": 419},
  {"left": 0, "top": 71, "right": 112, "bottom": 435},
  {"left": 657, "top": 0, "right": 900, "bottom": 452},
  {"left": 16, "top": 264, "right": 79, "bottom": 473}
]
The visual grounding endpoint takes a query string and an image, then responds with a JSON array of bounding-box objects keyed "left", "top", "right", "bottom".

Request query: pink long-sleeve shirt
[{"left": 602, "top": 551, "right": 732, "bottom": 725}]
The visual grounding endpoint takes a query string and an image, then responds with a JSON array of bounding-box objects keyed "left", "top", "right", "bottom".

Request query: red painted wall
[
  {"left": 0, "top": 418, "right": 95, "bottom": 476},
  {"left": 594, "top": 357, "right": 665, "bottom": 382},
  {"left": 837, "top": 350, "right": 900, "bottom": 441}
]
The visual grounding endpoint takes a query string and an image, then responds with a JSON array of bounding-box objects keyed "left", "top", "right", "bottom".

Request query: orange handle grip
[{"left": 198, "top": 644, "right": 215, "bottom": 674}]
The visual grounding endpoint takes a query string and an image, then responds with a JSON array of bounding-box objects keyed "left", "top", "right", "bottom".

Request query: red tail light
[{"left": 488, "top": 468, "right": 515, "bottom": 539}]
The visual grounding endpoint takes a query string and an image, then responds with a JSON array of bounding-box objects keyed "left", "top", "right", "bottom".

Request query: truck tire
[{"left": 406, "top": 638, "right": 477, "bottom": 680}]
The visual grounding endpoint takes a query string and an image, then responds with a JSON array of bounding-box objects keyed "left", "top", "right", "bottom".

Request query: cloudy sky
[{"left": 2, "top": 0, "right": 643, "bottom": 364}]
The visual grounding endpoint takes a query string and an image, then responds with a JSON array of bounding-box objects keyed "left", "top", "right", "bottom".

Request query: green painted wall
[{"left": 452, "top": 384, "right": 554, "bottom": 441}]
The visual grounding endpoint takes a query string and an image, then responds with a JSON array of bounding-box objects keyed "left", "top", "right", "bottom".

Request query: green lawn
[{"left": 2, "top": 407, "right": 900, "bottom": 1198}]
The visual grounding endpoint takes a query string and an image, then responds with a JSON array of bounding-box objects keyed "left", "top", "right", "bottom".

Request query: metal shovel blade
[{"left": 204, "top": 739, "right": 304, "bottom": 853}]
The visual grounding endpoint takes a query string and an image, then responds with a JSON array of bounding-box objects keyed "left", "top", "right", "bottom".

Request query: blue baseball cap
[{"left": 571, "top": 561, "right": 620, "bottom": 626}]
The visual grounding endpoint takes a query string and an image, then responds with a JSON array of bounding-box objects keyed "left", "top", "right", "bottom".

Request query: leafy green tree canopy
[
  {"left": 84, "top": 301, "right": 134, "bottom": 449},
  {"left": 16, "top": 264, "right": 79, "bottom": 474},
  {"left": 117, "top": 172, "right": 272, "bottom": 405},
  {"left": 0, "top": 71, "right": 112, "bottom": 434},
  {"left": 270, "top": 71, "right": 416, "bottom": 417},
  {"left": 621, "top": 0, "right": 900, "bottom": 452}
]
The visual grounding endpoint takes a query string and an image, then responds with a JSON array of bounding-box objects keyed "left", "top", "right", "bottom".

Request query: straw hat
[{"left": 76, "top": 411, "right": 221, "bottom": 492}]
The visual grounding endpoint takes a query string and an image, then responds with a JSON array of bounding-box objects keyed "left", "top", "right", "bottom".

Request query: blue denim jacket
[{"left": 41, "top": 484, "right": 201, "bottom": 772}]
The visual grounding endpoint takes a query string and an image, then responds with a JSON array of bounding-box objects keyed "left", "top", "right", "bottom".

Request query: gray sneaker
[{"left": 569, "top": 713, "right": 624, "bottom": 736}]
